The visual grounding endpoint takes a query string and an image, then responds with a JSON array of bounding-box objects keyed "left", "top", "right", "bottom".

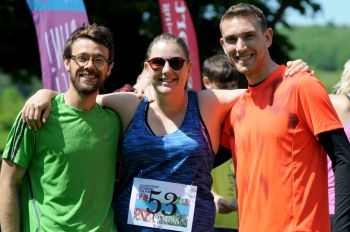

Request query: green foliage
[
  {"left": 279, "top": 25, "right": 350, "bottom": 92},
  {"left": 0, "top": 72, "right": 41, "bottom": 152},
  {"left": 280, "top": 26, "right": 350, "bottom": 71},
  {"left": 0, "top": 87, "right": 25, "bottom": 152},
  {"left": 314, "top": 69, "right": 342, "bottom": 93}
]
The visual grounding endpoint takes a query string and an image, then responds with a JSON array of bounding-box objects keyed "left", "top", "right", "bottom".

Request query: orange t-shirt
[{"left": 221, "top": 65, "right": 342, "bottom": 231}]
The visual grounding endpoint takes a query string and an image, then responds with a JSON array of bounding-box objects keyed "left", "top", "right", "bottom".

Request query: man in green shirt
[{"left": 0, "top": 24, "right": 121, "bottom": 232}]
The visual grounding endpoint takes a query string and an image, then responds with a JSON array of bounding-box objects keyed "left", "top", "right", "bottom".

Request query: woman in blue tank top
[
  {"left": 107, "top": 33, "right": 244, "bottom": 231},
  {"left": 114, "top": 90, "right": 216, "bottom": 231}
]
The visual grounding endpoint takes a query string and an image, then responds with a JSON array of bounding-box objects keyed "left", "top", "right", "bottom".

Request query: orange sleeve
[{"left": 296, "top": 73, "right": 342, "bottom": 136}]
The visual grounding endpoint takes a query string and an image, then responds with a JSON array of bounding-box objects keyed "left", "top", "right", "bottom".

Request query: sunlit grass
[{"left": 313, "top": 68, "right": 342, "bottom": 93}]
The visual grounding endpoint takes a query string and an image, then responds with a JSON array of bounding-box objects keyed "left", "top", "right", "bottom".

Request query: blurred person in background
[
  {"left": 330, "top": 59, "right": 350, "bottom": 125},
  {"left": 328, "top": 59, "right": 350, "bottom": 229},
  {"left": 202, "top": 54, "right": 246, "bottom": 232}
]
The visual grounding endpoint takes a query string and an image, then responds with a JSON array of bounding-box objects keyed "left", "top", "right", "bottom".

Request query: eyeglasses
[
  {"left": 147, "top": 57, "right": 186, "bottom": 71},
  {"left": 70, "top": 54, "right": 110, "bottom": 69}
]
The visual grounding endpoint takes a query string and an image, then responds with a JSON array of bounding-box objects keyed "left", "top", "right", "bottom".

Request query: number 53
[{"left": 146, "top": 190, "right": 178, "bottom": 216}]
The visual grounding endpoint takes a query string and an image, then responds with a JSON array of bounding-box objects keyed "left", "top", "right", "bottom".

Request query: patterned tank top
[{"left": 113, "top": 91, "right": 215, "bottom": 231}]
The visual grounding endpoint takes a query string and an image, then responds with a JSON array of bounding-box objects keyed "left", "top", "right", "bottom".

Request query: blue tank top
[{"left": 113, "top": 91, "right": 215, "bottom": 231}]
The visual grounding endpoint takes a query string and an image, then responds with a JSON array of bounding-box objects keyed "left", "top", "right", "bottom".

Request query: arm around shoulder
[
  {"left": 199, "top": 88, "right": 245, "bottom": 109},
  {"left": 21, "top": 89, "right": 58, "bottom": 130},
  {"left": 97, "top": 92, "right": 142, "bottom": 131}
]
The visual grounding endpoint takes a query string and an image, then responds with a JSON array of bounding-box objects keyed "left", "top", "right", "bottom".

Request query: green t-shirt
[
  {"left": 211, "top": 159, "right": 238, "bottom": 229},
  {"left": 3, "top": 94, "right": 121, "bottom": 232}
]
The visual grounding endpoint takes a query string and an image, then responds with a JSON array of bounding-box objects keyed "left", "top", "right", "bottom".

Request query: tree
[
  {"left": 0, "top": 0, "right": 321, "bottom": 93},
  {"left": 0, "top": 87, "right": 25, "bottom": 151}
]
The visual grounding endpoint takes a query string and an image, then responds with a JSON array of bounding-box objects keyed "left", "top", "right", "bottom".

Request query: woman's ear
[{"left": 187, "top": 60, "right": 192, "bottom": 76}]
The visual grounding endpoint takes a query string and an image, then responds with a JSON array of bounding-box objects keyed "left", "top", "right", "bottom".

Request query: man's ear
[
  {"left": 202, "top": 76, "right": 211, "bottom": 89},
  {"left": 107, "top": 62, "right": 114, "bottom": 76},
  {"left": 220, "top": 37, "right": 225, "bottom": 46},
  {"left": 265, "top": 28, "right": 273, "bottom": 48},
  {"left": 64, "top": 59, "right": 70, "bottom": 71},
  {"left": 220, "top": 38, "right": 230, "bottom": 57}
]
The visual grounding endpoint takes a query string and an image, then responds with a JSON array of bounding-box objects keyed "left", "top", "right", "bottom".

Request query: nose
[
  {"left": 162, "top": 60, "right": 172, "bottom": 73},
  {"left": 236, "top": 38, "right": 247, "bottom": 52},
  {"left": 85, "top": 57, "right": 95, "bottom": 69}
]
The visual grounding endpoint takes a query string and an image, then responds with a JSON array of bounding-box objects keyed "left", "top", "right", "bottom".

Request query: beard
[{"left": 70, "top": 69, "right": 104, "bottom": 95}]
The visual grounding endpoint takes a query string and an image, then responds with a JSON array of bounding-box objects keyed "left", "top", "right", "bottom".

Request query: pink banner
[
  {"left": 158, "top": 0, "right": 202, "bottom": 91},
  {"left": 26, "top": 0, "right": 88, "bottom": 92}
]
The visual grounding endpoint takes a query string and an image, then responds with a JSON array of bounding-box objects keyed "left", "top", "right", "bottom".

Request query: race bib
[{"left": 128, "top": 177, "right": 197, "bottom": 232}]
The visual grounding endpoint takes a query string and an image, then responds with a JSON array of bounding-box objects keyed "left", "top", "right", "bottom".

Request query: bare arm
[
  {"left": 0, "top": 160, "right": 26, "bottom": 232},
  {"left": 329, "top": 94, "right": 350, "bottom": 125},
  {"left": 22, "top": 89, "right": 141, "bottom": 132},
  {"left": 198, "top": 89, "right": 245, "bottom": 153},
  {"left": 97, "top": 92, "right": 141, "bottom": 131},
  {"left": 199, "top": 88, "right": 245, "bottom": 123}
]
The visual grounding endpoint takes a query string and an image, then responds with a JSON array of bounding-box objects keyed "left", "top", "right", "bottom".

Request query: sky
[{"left": 285, "top": 0, "right": 350, "bottom": 26}]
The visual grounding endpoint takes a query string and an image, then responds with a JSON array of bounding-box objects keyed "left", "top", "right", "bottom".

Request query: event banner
[
  {"left": 158, "top": 0, "right": 202, "bottom": 91},
  {"left": 26, "top": 0, "right": 88, "bottom": 92}
]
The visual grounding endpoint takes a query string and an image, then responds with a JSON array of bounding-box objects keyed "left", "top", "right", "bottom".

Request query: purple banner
[{"left": 26, "top": 0, "right": 88, "bottom": 92}]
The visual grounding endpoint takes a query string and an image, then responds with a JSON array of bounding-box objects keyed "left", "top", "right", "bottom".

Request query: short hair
[
  {"left": 203, "top": 54, "right": 240, "bottom": 83},
  {"left": 63, "top": 23, "right": 114, "bottom": 63},
  {"left": 333, "top": 59, "right": 350, "bottom": 94},
  {"left": 220, "top": 3, "right": 267, "bottom": 33},
  {"left": 145, "top": 33, "right": 190, "bottom": 61},
  {"left": 202, "top": 54, "right": 247, "bottom": 89}
]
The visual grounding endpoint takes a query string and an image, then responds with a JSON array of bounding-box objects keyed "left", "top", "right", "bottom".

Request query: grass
[
  {"left": 0, "top": 131, "right": 8, "bottom": 154},
  {"left": 313, "top": 68, "right": 342, "bottom": 93}
]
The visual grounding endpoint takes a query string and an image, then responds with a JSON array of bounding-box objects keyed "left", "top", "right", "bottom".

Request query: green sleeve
[{"left": 2, "top": 112, "right": 35, "bottom": 168}]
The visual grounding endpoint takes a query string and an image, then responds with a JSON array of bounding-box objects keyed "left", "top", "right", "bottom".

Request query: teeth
[
  {"left": 80, "top": 72, "right": 93, "bottom": 78},
  {"left": 159, "top": 79, "right": 174, "bottom": 82},
  {"left": 236, "top": 55, "right": 251, "bottom": 61}
]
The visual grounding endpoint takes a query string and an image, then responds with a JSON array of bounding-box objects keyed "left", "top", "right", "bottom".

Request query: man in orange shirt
[{"left": 219, "top": 3, "right": 350, "bottom": 232}]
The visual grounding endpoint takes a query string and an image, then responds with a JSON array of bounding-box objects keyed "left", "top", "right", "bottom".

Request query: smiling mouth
[
  {"left": 158, "top": 78, "right": 176, "bottom": 83},
  {"left": 236, "top": 54, "right": 253, "bottom": 62},
  {"left": 79, "top": 71, "right": 95, "bottom": 79}
]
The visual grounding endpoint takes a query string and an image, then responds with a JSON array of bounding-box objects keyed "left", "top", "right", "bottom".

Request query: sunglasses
[{"left": 147, "top": 57, "right": 186, "bottom": 71}]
